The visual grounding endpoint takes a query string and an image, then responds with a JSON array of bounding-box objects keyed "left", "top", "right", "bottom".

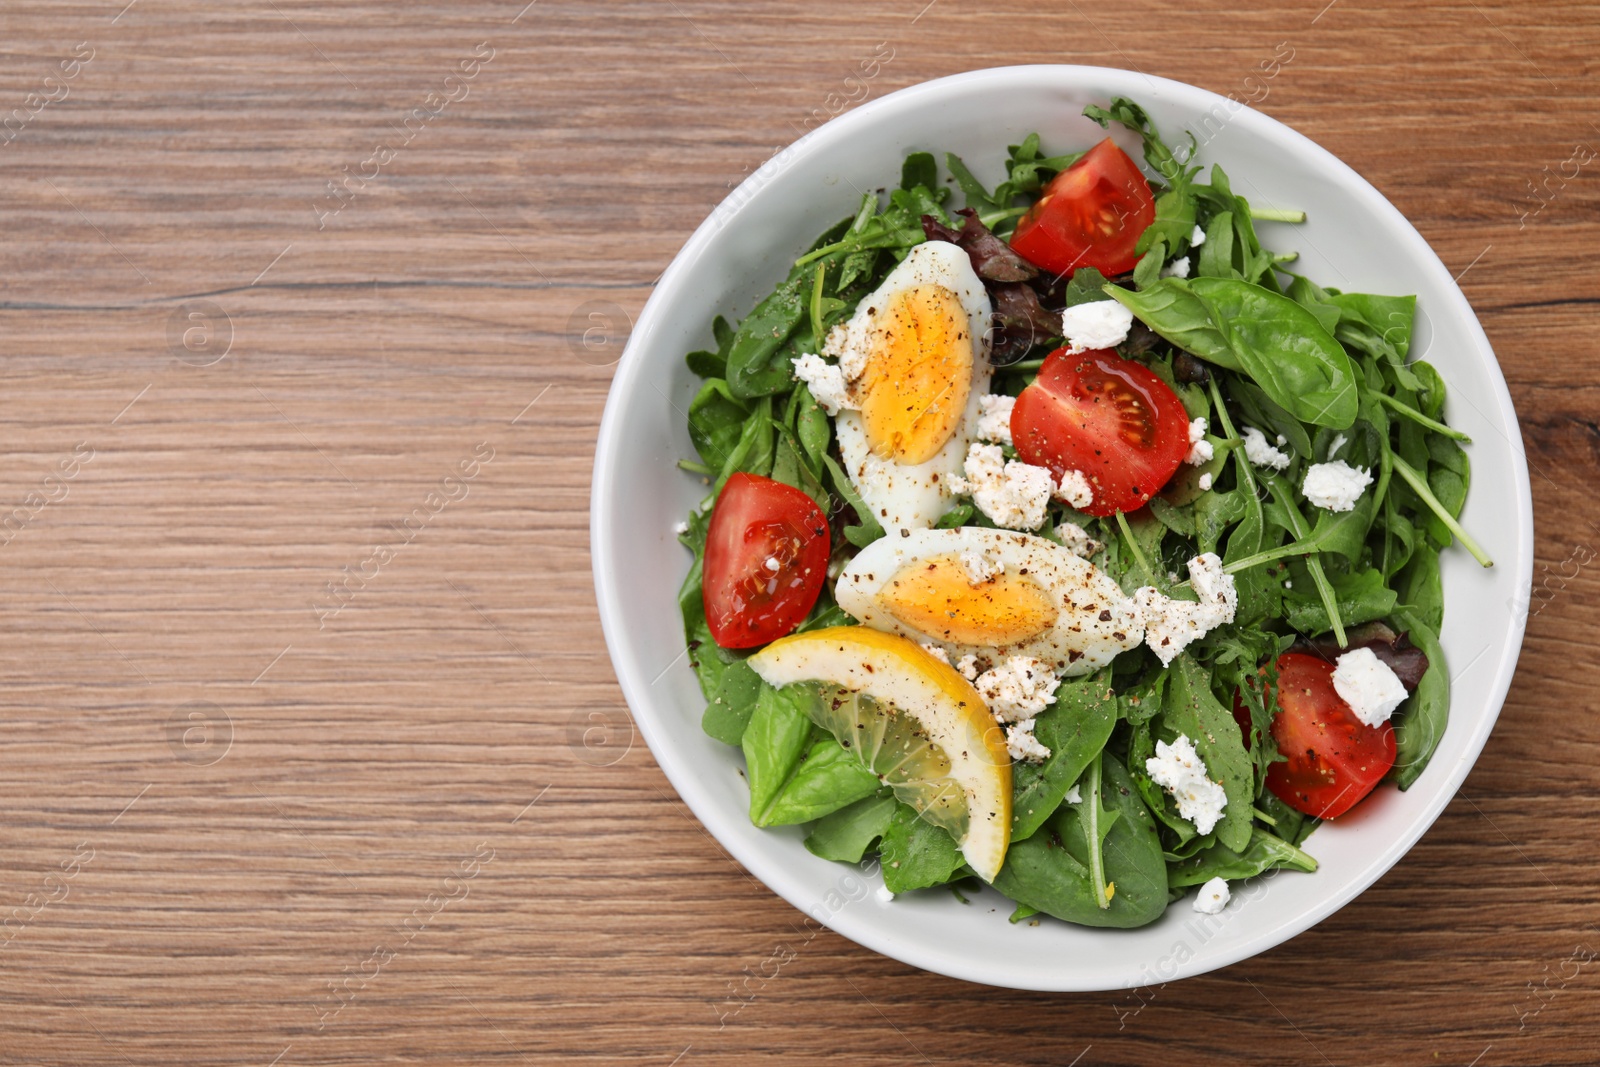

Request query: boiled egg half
[
  {"left": 834, "top": 527, "right": 1144, "bottom": 676},
  {"left": 827, "top": 239, "right": 992, "bottom": 536}
]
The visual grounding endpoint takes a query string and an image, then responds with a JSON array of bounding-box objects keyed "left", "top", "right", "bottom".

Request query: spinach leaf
[
  {"left": 1164, "top": 654, "right": 1254, "bottom": 852},
  {"left": 687, "top": 378, "right": 750, "bottom": 472},
  {"left": 1189, "top": 278, "right": 1358, "bottom": 429},
  {"left": 1391, "top": 608, "right": 1449, "bottom": 789},
  {"left": 1196, "top": 210, "right": 1237, "bottom": 279},
  {"left": 1283, "top": 566, "right": 1397, "bottom": 637},
  {"left": 701, "top": 658, "right": 763, "bottom": 745},
  {"left": 678, "top": 509, "right": 746, "bottom": 699},
  {"left": 1011, "top": 670, "right": 1118, "bottom": 841},
  {"left": 1110, "top": 278, "right": 1357, "bottom": 428},
  {"left": 725, "top": 274, "right": 810, "bottom": 399},
  {"left": 805, "top": 792, "right": 897, "bottom": 863},
  {"left": 1330, "top": 291, "right": 1421, "bottom": 390},
  {"left": 880, "top": 804, "right": 965, "bottom": 893},
  {"left": 991, "top": 756, "right": 1168, "bottom": 928},
  {"left": 761, "top": 738, "right": 881, "bottom": 826},
  {"left": 743, "top": 684, "right": 818, "bottom": 826},
  {"left": 1166, "top": 826, "right": 1317, "bottom": 888}
]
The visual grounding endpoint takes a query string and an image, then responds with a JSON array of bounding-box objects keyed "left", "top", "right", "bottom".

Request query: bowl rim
[{"left": 591, "top": 63, "right": 1534, "bottom": 990}]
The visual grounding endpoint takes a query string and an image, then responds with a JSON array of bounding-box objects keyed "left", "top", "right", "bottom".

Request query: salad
[{"left": 673, "top": 98, "right": 1488, "bottom": 928}]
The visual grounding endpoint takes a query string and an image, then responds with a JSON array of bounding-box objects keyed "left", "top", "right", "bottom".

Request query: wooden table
[{"left": 0, "top": 1, "right": 1595, "bottom": 1063}]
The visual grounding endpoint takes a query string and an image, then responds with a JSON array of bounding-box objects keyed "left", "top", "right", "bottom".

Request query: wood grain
[{"left": 0, "top": 0, "right": 1595, "bottom": 1063}]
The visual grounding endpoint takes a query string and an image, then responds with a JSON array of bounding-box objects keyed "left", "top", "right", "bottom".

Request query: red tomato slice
[
  {"left": 1236, "top": 653, "right": 1397, "bottom": 819},
  {"left": 1010, "top": 348, "right": 1191, "bottom": 516},
  {"left": 1009, "top": 137, "right": 1156, "bottom": 278},
  {"left": 702, "top": 473, "right": 830, "bottom": 649}
]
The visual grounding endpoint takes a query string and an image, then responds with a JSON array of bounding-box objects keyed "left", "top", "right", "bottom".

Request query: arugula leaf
[
  {"left": 1163, "top": 654, "right": 1253, "bottom": 852},
  {"left": 1282, "top": 566, "right": 1397, "bottom": 636},
  {"left": 901, "top": 151, "right": 938, "bottom": 193},
  {"left": 1167, "top": 826, "right": 1317, "bottom": 888}
]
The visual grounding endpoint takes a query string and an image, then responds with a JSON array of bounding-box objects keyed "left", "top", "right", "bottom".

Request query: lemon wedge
[{"left": 749, "top": 626, "right": 1012, "bottom": 882}]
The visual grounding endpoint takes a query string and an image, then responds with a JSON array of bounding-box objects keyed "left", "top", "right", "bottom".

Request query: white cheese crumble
[
  {"left": 1055, "top": 522, "right": 1103, "bottom": 559},
  {"left": 1005, "top": 719, "right": 1051, "bottom": 763},
  {"left": 1134, "top": 553, "right": 1238, "bottom": 666},
  {"left": 975, "top": 656, "right": 1061, "bottom": 723},
  {"left": 672, "top": 520, "right": 689, "bottom": 535},
  {"left": 1241, "top": 426, "right": 1291, "bottom": 470},
  {"left": 954, "top": 654, "right": 980, "bottom": 682},
  {"left": 1162, "top": 255, "right": 1191, "bottom": 279},
  {"left": 791, "top": 352, "right": 854, "bottom": 415},
  {"left": 1190, "top": 224, "right": 1207, "bottom": 247},
  {"left": 1332, "top": 646, "right": 1409, "bottom": 727},
  {"left": 1145, "top": 734, "right": 1228, "bottom": 835},
  {"left": 949, "top": 443, "right": 1054, "bottom": 531},
  {"left": 976, "top": 393, "right": 1015, "bottom": 446},
  {"left": 1061, "top": 299, "right": 1133, "bottom": 353},
  {"left": 1192, "top": 876, "right": 1230, "bottom": 914},
  {"left": 1185, "top": 417, "right": 1213, "bottom": 465},
  {"left": 959, "top": 547, "right": 1002, "bottom": 586},
  {"left": 1327, "top": 432, "right": 1348, "bottom": 459},
  {"left": 1302, "top": 460, "right": 1373, "bottom": 512},
  {"left": 920, "top": 642, "right": 951, "bottom": 666},
  {"left": 1198, "top": 472, "right": 1214, "bottom": 491},
  {"left": 1063, "top": 783, "right": 1082, "bottom": 804},
  {"left": 821, "top": 319, "right": 872, "bottom": 383},
  {"left": 1055, "top": 468, "right": 1095, "bottom": 510}
]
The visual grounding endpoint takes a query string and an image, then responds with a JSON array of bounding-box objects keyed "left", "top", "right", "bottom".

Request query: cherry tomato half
[
  {"left": 1234, "top": 653, "right": 1398, "bottom": 819},
  {"left": 702, "top": 473, "right": 830, "bottom": 649},
  {"left": 1010, "top": 348, "right": 1191, "bottom": 516},
  {"left": 1009, "top": 138, "right": 1156, "bottom": 278}
]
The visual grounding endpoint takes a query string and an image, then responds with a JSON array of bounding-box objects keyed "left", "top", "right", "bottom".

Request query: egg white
[{"left": 831, "top": 240, "right": 992, "bottom": 536}]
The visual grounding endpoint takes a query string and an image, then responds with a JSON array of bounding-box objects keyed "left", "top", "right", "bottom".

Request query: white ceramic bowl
[{"left": 592, "top": 66, "right": 1533, "bottom": 991}]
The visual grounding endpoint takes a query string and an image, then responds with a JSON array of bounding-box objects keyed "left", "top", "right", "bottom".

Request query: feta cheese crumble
[
  {"left": 1162, "top": 256, "right": 1191, "bottom": 279},
  {"left": 1005, "top": 719, "right": 1051, "bottom": 764},
  {"left": 1063, "top": 783, "right": 1082, "bottom": 804},
  {"left": 1190, "top": 224, "right": 1207, "bottom": 247},
  {"left": 1192, "top": 876, "right": 1231, "bottom": 914},
  {"left": 672, "top": 520, "right": 689, "bottom": 535},
  {"left": 974, "top": 656, "right": 1060, "bottom": 723},
  {"left": 821, "top": 319, "right": 872, "bottom": 383},
  {"left": 976, "top": 393, "right": 1015, "bottom": 446},
  {"left": 920, "top": 642, "right": 951, "bottom": 666},
  {"left": 1332, "top": 646, "right": 1409, "bottom": 726},
  {"left": 949, "top": 443, "right": 1054, "bottom": 531},
  {"left": 1302, "top": 460, "right": 1373, "bottom": 512},
  {"left": 959, "top": 547, "right": 1002, "bottom": 586},
  {"left": 790, "top": 352, "right": 854, "bottom": 415},
  {"left": 1134, "top": 553, "right": 1239, "bottom": 666},
  {"left": 1185, "top": 417, "right": 1213, "bottom": 465},
  {"left": 1145, "top": 734, "right": 1228, "bottom": 835},
  {"left": 1198, "top": 472, "right": 1214, "bottom": 491},
  {"left": 1060, "top": 299, "right": 1134, "bottom": 354},
  {"left": 1055, "top": 522, "right": 1103, "bottom": 559},
  {"left": 1327, "top": 432, "right": 1348, "bottom": 459},
  {"left": 954, "top": 654, "right": 980, "bottom": 682},
  {"left": 1055, "top": 468, "right": 1095, "bottom": 510},
  {"left": 1240, "top": 426, "right": 1291, "bottom": 470}
]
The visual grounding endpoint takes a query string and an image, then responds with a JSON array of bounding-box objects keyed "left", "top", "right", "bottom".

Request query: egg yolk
[
  {"left": 858, "top": 284, "right": 972, "bottom": 465},
  {"left": 877, "top": 554, "right": 1056, "bottom": 646}
]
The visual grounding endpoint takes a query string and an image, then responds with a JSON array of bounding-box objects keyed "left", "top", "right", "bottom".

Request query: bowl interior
[{"left": 592, "top": 65, "right": 1533, "bottom": 991}]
